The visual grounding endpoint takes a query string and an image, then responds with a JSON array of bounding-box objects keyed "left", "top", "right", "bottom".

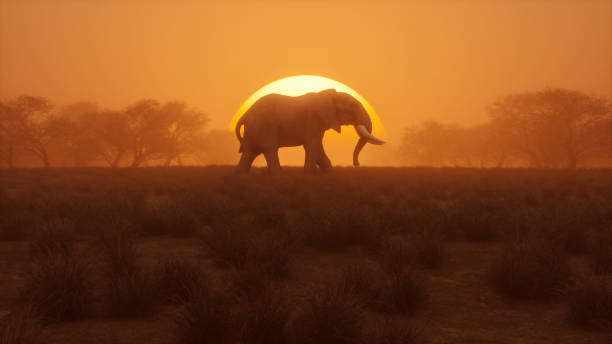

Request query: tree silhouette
[{"left": 489, "top": 89, "right": 610, "bottom": 168}]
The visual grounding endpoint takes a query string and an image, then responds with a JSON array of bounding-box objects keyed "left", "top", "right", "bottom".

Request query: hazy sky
[{"left": 1, "top": 0, "right": 611, "bottom": 153}]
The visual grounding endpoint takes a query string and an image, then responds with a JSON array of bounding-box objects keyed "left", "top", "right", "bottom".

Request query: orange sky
[{"left": 1, "top": 0, "right": 611, "bottom": 165}]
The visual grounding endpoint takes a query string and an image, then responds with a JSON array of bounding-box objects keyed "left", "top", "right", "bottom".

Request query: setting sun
[{"left": 229, "top": 75, "right": 386, "bottom": 139}]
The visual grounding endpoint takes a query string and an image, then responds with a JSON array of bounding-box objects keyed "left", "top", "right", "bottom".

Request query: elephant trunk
[{"left": 352, "top": 119, "right": 385, "bottom": 166}]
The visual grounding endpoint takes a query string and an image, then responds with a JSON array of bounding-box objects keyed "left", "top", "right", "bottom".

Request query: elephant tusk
[{"left": 355, "top": 125, "right": 386, "bottom": 145}]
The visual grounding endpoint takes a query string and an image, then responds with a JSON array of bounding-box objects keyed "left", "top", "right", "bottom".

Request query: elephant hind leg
[
  {"left": 237, "top": 147, "right": 260, "bottom": 174},
  {"left": 263, "top": 149, "right": 282, "bottom": 174}
]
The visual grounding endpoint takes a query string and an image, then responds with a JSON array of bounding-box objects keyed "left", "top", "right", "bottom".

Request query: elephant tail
[{"left": 235, "top": 116, "right": 245, "bottom": 153}]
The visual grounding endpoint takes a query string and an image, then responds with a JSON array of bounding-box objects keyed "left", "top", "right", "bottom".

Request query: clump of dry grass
[
  {"left": 301, "top": 205, "right": 379, "bottom": 251},
  {"left": 201, "top": 225, "right": 251, "bottom": 268},
  {"left": 0, "top": 307, "right": 42, "bottom": 344},
  {"left": 335, "top": 264, "right": 383, "bottom": 309},
  {"left": 588, "top": 229, "right": 612, "bottom": 275},
  {"left": 99, "top": 230, "right": 157, "bottom": 317},
  {"left": 239, "top": 289, "right": 294, "bottom": 344},
  {"left": 372, "top": 239, "right": 415, "bottom": 274},
  {"left": 411, "top": 229, "right": 445, "bottom": 269},
  {"left": 139, "top": 197, "right": 200, "bottom": 237},
  {"left": 487, "top": 238, "right": 570, "bottom": 300},
  {"left": 202, "top": 226, "right": 293, "bottom": 278},
  {"left": 173, "top": 287, "right": 235, "bottom": 344},
  {"left": 565, "top": 275, "right": 612, "bottom": 330},
  {"left": 365, "top": 319, "right": 423, "bottom": 344},
  {"left": 155, "top": 258, "right": 203, "bottom": 304},
  {"left": 0, "top": 211, "right": 35, "bottom": 241},
  {"left": 376, "top": 271, "right": 429, "bottom": 315},
  {"left": 23, "top": 220, "right": 90, "bottom": 322},
  {"left": 295, "top": 285, "right": 365, "bottom": 344}
]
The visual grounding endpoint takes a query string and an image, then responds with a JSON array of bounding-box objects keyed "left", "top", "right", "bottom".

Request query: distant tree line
[
  {"left": 0, "top": 96, "right": 237, "bottom": 168},
  {"left": 400, "top": 89, "right": 612, "bottom": 168},
  {"left": 1, "top": 88, "right": 611, "bottom": 168}
]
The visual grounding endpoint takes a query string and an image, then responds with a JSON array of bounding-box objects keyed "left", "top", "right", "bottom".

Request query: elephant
[{"left": 234, "top": 89, "right": 385, "bottom": 174}]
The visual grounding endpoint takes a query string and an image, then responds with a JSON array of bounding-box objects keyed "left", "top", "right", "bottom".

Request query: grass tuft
[
  {"left": 487, "top": 238, "right": 569, "bottom": 300},
  {"left": 565, "top": 275, "right": 612, "bottom": 330},
  {"left": 0, "top": 307, "right": 42, "bottom": 344}
]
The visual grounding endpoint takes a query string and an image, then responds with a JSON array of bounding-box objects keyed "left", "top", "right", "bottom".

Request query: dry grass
[
  {"left": 99, "top": 230, "right": 157, "bottom": 317},
  {"left": 1, "top": 167, "right": 612, "bottom": 343},
  {"left": 565, "top": 275, "right": 612, "bottom": 330},
  {"left": 0, "top": 307, "right": 42, "bottom": 344},
  {"left": 22, "top": 220, "right": 90, "bottom": 322},
  {"left": 487, "top": 238, "right": 570, "bottom": 300},
  {"left": 295, "top": 285, "right": 366, "bottom": 344},
  {"left": 173, "top": 287, "right": 235, "bottom": 344}
]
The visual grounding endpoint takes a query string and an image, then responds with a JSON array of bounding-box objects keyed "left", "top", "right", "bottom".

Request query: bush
[
  {"left": 588, "top": 229, "right": 612, "bottom": 275},
  {"left": 0, "top": 307, "right": 42, "bottom": 344},
  {"left": 487, "top": 238, "right": 570, "bottom": 300},
  {"left": 335, "top": 265, "right": 382, "bottom": 309},
  {"left": 139, "top": 197, "right": 200, "bottom": 237},
  {"left": 23, "top": 221, "right": 90, "bottom": 322},
  {"left": 366, "top": 319, "right": 423, "bottom": 344},
  {"left": 376, "top": 271, "right": 429, "bottom": 315},
  {"left": 155, "top": 258, "right": 203, "bottom": 304},
  {"left": 295, "top": 285, "right": 365, "bottom": 344},
  {"left": 240, "top": 290, "right": 294, "bottom": 344},
  {"left": 372, "top": 239, "right": 414, "bottom": 274},
  {"left": 0, "top": 211, "right": 35, "bottom": 241},
  {"left": 100, "top": 231, "right": 157, "bottom": 317},
  {"left": 565, "top": 275, "right": 612, "bottom": 329},
  {"left": 411, "top": 230, "right": 445, "bottom": 269},
  {"left": 174, "top": 288, "right": 235, "bottom": 344},
  {"left": 201, "top": 225, "right": 251, "bottom": 269},
  {"left": 29, "top": 219, "right": 75, "bottom": 260}
]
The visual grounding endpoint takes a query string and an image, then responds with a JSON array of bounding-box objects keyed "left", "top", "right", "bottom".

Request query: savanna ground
[{"left": 1, "top": 167, "right": 611, "bottom": 344}]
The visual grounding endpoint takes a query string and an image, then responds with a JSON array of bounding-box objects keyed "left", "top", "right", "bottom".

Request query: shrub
[
  {"left": 100, "top": 231, "right": 157, "bottom": 317},
  {"left": 201, "top": 225, "right": 251, "bottom": 269},
  {"left": 376, "top": 271, "right": 429, "bottom": 315},
  {"left": 335, "top": 265, "right": 382, "bottom": 308},
  {"left": 29, "top": 219, "right": 75, "bottom": 260},
  {"left": 295, "top": 285, "right": 365, "bottom": 344},
  {"left": 588, "top": 229, "right": 612, "bottom": 275},
  {"left": 0, "top": 307, "right": 42, "bottom": 344},
  {"left": 487, "top": 238, "right": 569, "bottom": 300},
  {"left": 372, "top": 239, "right": 414, "bottom": 274},
  {"left": 411, "top": 230, "right": 445, "bottom": 269},
  {"left": 565, "top": 275, "right": 612, "bottom": 329},
  {"left": 139, "top": 198, "right": 200, "bottom": 237},
  {"left": 174, "top": 288, "right": 234, "bottom": 344},
  {"left": 301, "top": 205, "right": 378, "bottom": 251},
  {"left": 366, "top": 319, "right": 423, "bottom": 344},
  {"left": 240, "top": 290, "right": 294, "bottom": 344},
  {"left": 23, "top": 221, "right": 90, "bottom": 322},
  {"left": 155, "top": 258, "right": 203, "bottom": 304},
  {"left": 0, "top": 211, "right": 35, "bottom": 241}
]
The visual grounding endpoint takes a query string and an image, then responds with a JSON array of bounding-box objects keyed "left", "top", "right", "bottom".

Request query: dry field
[{"left": 1, "top": 167, "right": 611, "bottom": 344}]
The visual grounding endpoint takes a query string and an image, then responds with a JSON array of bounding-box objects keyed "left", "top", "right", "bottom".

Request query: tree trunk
[
  {"left": 567, "top": 150, "right": 577, "bottom": 169},
  {"left": 111, "top": 150, "right": 124, "bottom": 168},
  {"left": 41, "top": 149, "right": 50, "bottom": 168},
  {"left": 7, "top": 145, "right": 14, "bottom": 168}
]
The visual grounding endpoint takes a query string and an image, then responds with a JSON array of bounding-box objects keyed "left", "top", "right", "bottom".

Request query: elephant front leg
[
  {"left": 316, "top": 146, "right": 332, "bottom": 173},
  {"left": 303, "top": 141, "right": 320, "bottom": 174}
]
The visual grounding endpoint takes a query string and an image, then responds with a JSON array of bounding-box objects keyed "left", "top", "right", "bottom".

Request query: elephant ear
[{"left": 313, "top": 89, "right": 341, "bottom": 133}]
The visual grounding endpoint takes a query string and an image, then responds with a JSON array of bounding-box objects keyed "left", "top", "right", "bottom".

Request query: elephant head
[{"left": 313, "top": 89, "right": 385, "bottom": 166}]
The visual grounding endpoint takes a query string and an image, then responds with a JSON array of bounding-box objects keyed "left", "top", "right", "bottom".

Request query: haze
[{"left": 1, "top": 0, "right": 611, "bottom": 166}]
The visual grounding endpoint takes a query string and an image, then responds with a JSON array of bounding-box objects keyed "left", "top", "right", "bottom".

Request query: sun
[{"left": 228, "top": 75, "right": 385, "bottom": 138}]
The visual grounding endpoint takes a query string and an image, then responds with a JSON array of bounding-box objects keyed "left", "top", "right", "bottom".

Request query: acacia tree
[
  {"left": 55, "top": 102, "right": 105, "bottom": 166},
  {"left": 1, "top": 96, "right": 63, "bottom": 168},
  {"left": 488, "top": 89, "right": 610, "bottom": 168},
  {"left": 158, "top": 102, "right": 209, "bottom": 166}
]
